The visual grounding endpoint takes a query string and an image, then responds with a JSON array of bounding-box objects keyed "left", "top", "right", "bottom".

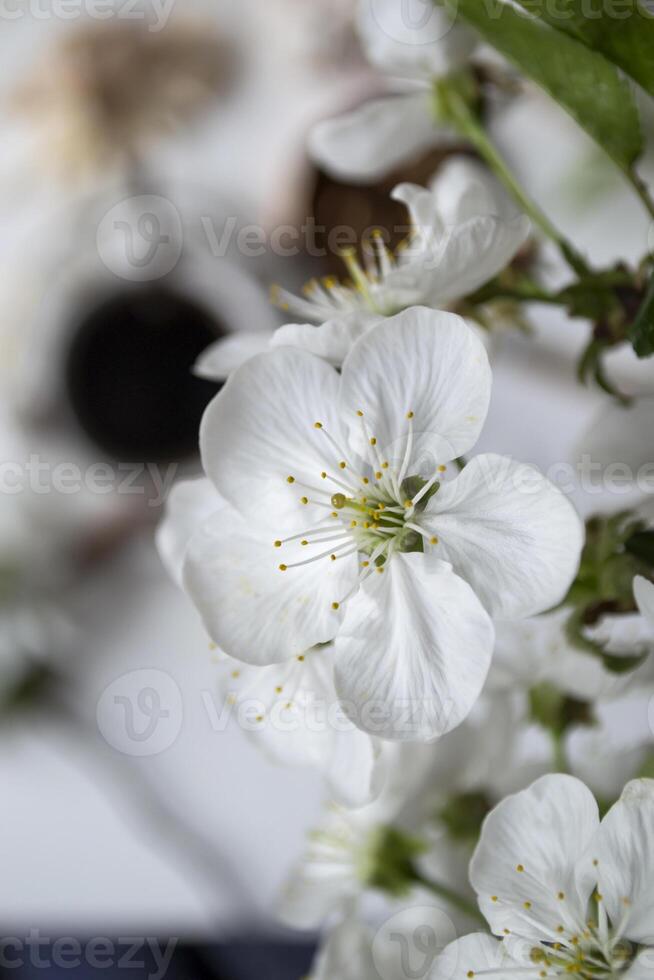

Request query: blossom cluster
[{"left": 155, "top": 0, "right": 654, "bottom": 975}]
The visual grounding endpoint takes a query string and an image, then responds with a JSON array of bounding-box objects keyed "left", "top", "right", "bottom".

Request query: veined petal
[
  {"left": 635, "top": 576, "right": 654, "bottom": 629},
  {"left": 433, "top": 934, "right": 528, "bottom": 980},
  {"left": 194, "top": 332, "right": 273, "bottom": 381},
  {"left": 155, "top": 478, "right": 224, "bottom": 586},
  {"left": 308, "top": 92, "right": 454, "bottom": 183},
  {"left": 469, "top": 774, "right": 599, "bottom": 941},
  {"left": 422, "top": 455, "right": 583, "bottom": 619},
  {"left": 356, "top": 0, "right": 476, "bottom": 81},
  {"left": 200, "top": 347, "right": 346, "bottom": 533},
  {"left": 583, "top": 779, "right": 654, "bottom": 945},
  {"left": 333, "top": 553, "right": 494, "bottom": 741},
  {"left": 423, "top": 215, "right": 531, "bottom": 306},
  {"left": 339, "top": 309, "right": 491, "bottom": 469},
  {"left": 216, "top": 646, "right": 382, "bottom": 808},
  {"left": 271, "top": 313, "right": 381, "bottom": 368},
  {"left": 430, "top": 157, "right": 517, "bottom": 225},
  {"left": 183, "top": 507, "right": 358, "bottom": 665}
]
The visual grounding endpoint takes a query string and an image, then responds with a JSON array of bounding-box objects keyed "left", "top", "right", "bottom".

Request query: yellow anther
[
  {"left": 231, "top": 671, "right": 240, "bottom": 679},
  {"left": 330, "top": 554, "right": 337, "bottom": 562},
  {"left": 275, "top": 686, "right": 283, "bottom": 694},
  {"left": 362, "top": 561, "right": 370, "bottom": 568},
  {"left": 274, "top": 540, "right": 282, "bottom": 548},
  {"left": 287, "top": 476, "right": 295, "bottom": 484},
  {"left": 362, "top": 477, "right": 369, "bottom": 484},
  {"left": 404, "top": 499, "right": 413, "bottom": 509},
  {"left": 255, "top": 715, "right": 264, "bottom": 723},
  {"left": 430, "top": 537, "right": 439, "bottom": 545},
  {"left": 370, "top": 437, "right": 377, "bottom": 446},
  {"left": 375, "top": 471, "right": 382, "bottom": 480},
  {"left": 376, "top": 567, "right": 384, "bottom": 574},
  {"left": 516, "top": 865, "right": 525, "bottom": 873},
  {"left": 503, "top": 929, "right": 510, "bottom": 935},
  {"left": 332, "top": 602, "right": 340, "bottom": 610},
  {"left": 467, "top": 973, "right": 474, "bottom": 978},
  {"left": 339, "top": 461, "right": 347, "bottom": 469},
  {"left": 314, "top": 421, "right": 323, "bottom": 429},
  {"left": 301, "top": 540, "right": 309, "bottom": 546},
  {"left": 524, "top": 901, "right": 532, "bottom": 910},
  {"left": 297, "top": 655, "right": 305, "bottom": 662},
  {"left": 331, "top": 511, "right": 338, "bottom": 518},
  {"left": 557, "top": 926, "right": 565, "bottom": 934},
  {"left": 279, "top": 564, "right": 287, "bottom": 571},
  {"left": 301, "top": 496, "right": 309, "bottom": 505},
  {"left": 491, "top": 896, "right": 498, "bottom": 903},
  {"left": 382, "top": 462, "right": 389, "bottom": 469},
  {"left": 321, "top": 472, "right": 327, "bottom": 479},
  {"left": 407, "top": 411, "right": 414, "bottom": 420},
  {"left": 357, "top": 410, "right": 364, "bottom": 417},
  {"left": 438, "top": 465, "right": 447, "bottom": 473},
  {"left": 350, "top": 520, "right": 358, "bottom": 528},
  {"left": 332, "top": 493, "right": 346, "bottom": 509}
]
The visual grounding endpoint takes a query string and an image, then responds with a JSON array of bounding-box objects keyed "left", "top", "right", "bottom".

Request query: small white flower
[
  {"left": 179, "top": 308, "right": 582, "bottom": 742},
  {"left": 197, "top": 158, "right": 529, "bottom": 380},
  {"left": 309, "top": 0, "right": 477, "bottom": 181},
  {"left": 434, "top": 774, "right": 654, "bottom": 980},
  {"left": 156, "top": 477, "right": 384, "bottom": 808}
]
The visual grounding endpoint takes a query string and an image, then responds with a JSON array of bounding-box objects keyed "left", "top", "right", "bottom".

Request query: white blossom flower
[
  {"left": 434, "top": 774, "right": 654, "bottom": 980},
  {"left": 308, "top": 0, "right": 477, "bottom": 181},
  {"left": 196, "top": 158, "right": 529, "bottom": 379},
  {"left": 278, "top": 693, "right": 519, "bottom": 931},
  {"left": 182, "top": 308, "right": 582, "bottom": 741},
  {"left": 156, "top": 477, "right": 384, "bottom": 808}
]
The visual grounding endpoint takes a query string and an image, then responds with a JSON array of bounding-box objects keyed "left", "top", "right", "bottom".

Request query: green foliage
[
  {"left": 443, "top": 0, "right": 643, "bottom": 170},
  {"left": 357, "top": 826, "right": 427, "bottom": 897},
  {"left": 629, "top": 271, "right": 654, "bottom": 357},
  {"left": 513, "top": 0, "right": 654, "bottom": 98}
]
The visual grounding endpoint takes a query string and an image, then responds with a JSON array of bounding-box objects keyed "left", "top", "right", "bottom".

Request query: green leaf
[
  {"left": 445, "top": 0, "right": 643, "bottom": 170},
  {"left": 513, "top": 0, "right": 654, "bottom": 98},
  {"left": 629, "top": 270, "right": 654, "bottom": 357}
]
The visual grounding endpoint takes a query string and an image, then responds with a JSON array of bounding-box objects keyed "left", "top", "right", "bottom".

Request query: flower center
[{"left": 273, "top": 412, "right": 444, "bottom": 605}]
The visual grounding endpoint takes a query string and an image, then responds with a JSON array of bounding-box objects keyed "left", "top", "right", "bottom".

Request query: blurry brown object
[{"left": 12, "top": 21, "right": 235, "bottom": 175}]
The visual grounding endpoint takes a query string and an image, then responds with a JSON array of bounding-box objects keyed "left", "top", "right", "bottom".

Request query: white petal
[
  {"left": 155, "top": 478, "right": 223, "bottom": 586},
  {"left": 333, "top": 553, "right": 494, "bottom": 741},
  {"left": 200, "top": 347, "right": 347, "bottom": 533},
  {"left": 469, "top": 774, "right": 599, "bottom": 941},
  {"left": 422, "top": 454, "right": 584, "bottom": 619},
  {"left": 194, "top": 332, "right": 273, "bottom": 381},
  {"left": 271, "top": 313, "right": 381, "bottom": 367},
  {"left": 635, "top": 576, "right": 654, "bottom": 629},
  {"left": 391, "top": 181, "right": 445, "bottom": 236},
  {"left": 216, "top": 646, "right": 382, "bottom": 808},
  {"left": 310, "top": 918, "right": 377, "bottom": 980},
  {"left": 183, "top": 507, "right": 358, "bottom": 665},
  {"left": 356, "top": 0, "right": 476, "bottom": 81},
  {"left": 434, "top": 934, "right": 528, "bottom": 980},
  {"left": 429, "top": 157, "right": 517, "bottom": 224},
  {"left": 308, "top": 92, "right": 453, "bottom": 183},
  {"left": 623, "top": 950, "right": 654, "bottom": 980},
  {"left": 586, "top": 779, "right": 654, "bottom": 944},
  {"left": 339, "top": 308, "right": 491, "bottom": 468}
]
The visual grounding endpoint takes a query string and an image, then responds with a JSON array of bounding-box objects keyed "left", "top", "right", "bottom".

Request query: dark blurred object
[
  {"left": 0, "top": 941, "right": 316, "bottom": 980},
  {"left": 65, "top": 285, "right": 222, "bottom": 462},
  {"left": 11, "top": 20, "right": 236, "bottom": 176},
  {"left": 307, "top": 146, "right": 469, "bottom": 278}
]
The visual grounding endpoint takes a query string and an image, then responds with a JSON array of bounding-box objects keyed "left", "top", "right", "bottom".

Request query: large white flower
[
  {"left": 434, "top": 774, "right": 654, "bottom": 980},
  {"left": 308, "top": 0, "right": 477, "bottom": 181},
  {"left": 197, "top": 158, "right": 529, "bottom": 379},
  {"left": 181, "top": 308, "right": 582, "bottom": 742},
  {"left": 156, "top": 477, "right": 384, "bottom": 808}
]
